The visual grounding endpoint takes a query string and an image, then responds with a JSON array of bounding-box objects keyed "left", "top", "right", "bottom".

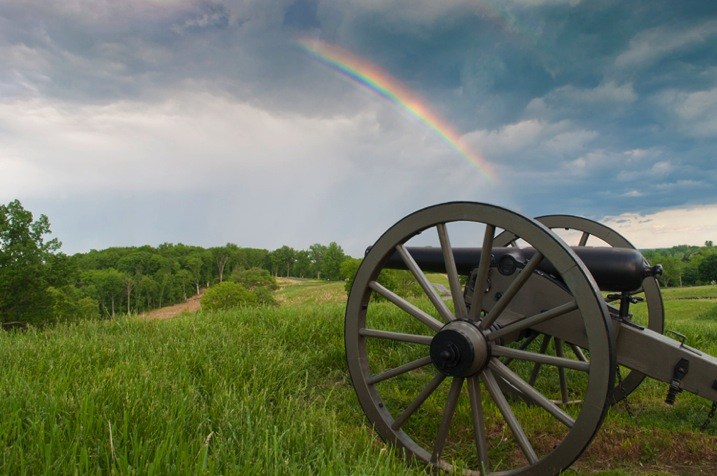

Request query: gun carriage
[{"left": 345, "top": 202, "right": 717, "bottom": 475}]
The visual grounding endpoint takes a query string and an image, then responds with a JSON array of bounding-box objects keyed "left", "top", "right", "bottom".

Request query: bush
[
  {"left": 342, "top": 256, "right": 421, "bottom": 299},
  {"left": 341, "top": 258, "right": 361, "bottom": 294},
  {"left": 200, "top": 282, "right": 258, "bottom": 311},
  {"left": 231, "top": 267, "right": 278, "bottom": 290}
]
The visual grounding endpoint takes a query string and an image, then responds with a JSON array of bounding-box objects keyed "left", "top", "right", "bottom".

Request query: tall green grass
[
  {"left": 0, "top": 282, "right": 715, "bottom": 474},
  {"left": 0, "top": 304, "right": 420, "bottom": 475}
]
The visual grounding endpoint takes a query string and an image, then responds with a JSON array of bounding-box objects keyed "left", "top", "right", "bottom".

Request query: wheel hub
[{"left": 430, "top": 320, "right": 490, "bottom": 377}]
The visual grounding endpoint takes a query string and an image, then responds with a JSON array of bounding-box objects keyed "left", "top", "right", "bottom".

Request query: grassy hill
[{"left": 0, "top": 281, "right": 715, "bottom": 474}]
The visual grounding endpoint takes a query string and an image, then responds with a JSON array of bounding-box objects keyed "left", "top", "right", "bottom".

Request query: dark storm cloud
[
  {"left": 2, "top": 0, "right": 717, "bottom": 253},
  {"left": 283, "top": 0, "right": 320, "bottom": 30}
]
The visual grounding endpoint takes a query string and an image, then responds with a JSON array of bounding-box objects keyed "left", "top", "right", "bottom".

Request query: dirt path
[{"left": 140, "top": 293, "right": 202, "bottom": 320}]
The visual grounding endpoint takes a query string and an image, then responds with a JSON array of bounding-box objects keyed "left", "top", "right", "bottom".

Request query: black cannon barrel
[{"left": 381, "top": 246, "right": 651, "bottom": 292}]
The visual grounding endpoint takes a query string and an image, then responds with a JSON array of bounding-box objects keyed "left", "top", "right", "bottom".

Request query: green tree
[
  {"left": 47, "top": 285, "right": 99, "bottom": 322},
  {"left": 82, "top": 269, "right": 125, "bottom": 317},
  {"left": 292, "top": 250, "right": 312, "bottom": 278},
  {"left": 117, "top": 249, "right": 164, "bottom": 276},
  {"left": 270, "top": 246, "right": 296, "bottom": 277},
  {"left": 236, "top": 248, "right": 269, "bottom": 270},
  {"left": 321, "top": 242, "right": 346, "bottom": 281},
  {"left": 210, "top": 244, "right": 239, "bottom": 283},
  {"left": 175, "top": 269, "right": 195, "bottom": 301},
  {"left": 650, "top": 253, "right": 683, "bottom": 287},
  {"left": 183, "top": 250, "right": 212, "bottom": 294},
  {"left": 231, "top": 267, "right": 278, "bottom": 291},
  {"left": 136, "top": 275, "right": 159, "bottom": 311},
  {"left": 698, "top": 253, "right": 717, "bottom": 284},
  {"left": 341, "top": 257, "right": 361, "bottom": 293},
  {"left": 200, "top": 282, "right": 258, "bottom": 311},
  {"left": 308, "top": 243, "right": 327, "bottom": 279},
  {"left": 0, "top": 199, "right": 62, "bottom": 325}
]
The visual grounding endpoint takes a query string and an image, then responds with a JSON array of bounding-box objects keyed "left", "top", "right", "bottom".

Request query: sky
[{"left": 1, "top": 0, "right": 717, "bottom": 256}]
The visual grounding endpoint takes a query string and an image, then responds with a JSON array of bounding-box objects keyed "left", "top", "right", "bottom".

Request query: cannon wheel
[
  {"left": 345, "top": 202, "right": 615, "bottom": 475},
  {"left": 495, "top": 215, "right": 664, "bottom": 402}
]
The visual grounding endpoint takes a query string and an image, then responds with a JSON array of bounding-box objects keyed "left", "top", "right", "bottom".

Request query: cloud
[
  {"left": 526, "top": 81, "right": 637, "bottom": 120},
  {"left": 602, "top": 204, "right": 717, "bottom": 248},
  {"left": 171, "top": 2, "right": 231, "bottom": 34},
  {"left": 656, "top": 87, "right": 717, "bottom": 138},
  {"left": 463, "top": 119, "right": 597, "bottom": 161},
  {"left": 0, "top": 92, "right": 362, "bottom": 200},
  {"left": 615, "top": 20, "right": 717, "bottom": 71},
  {"left": 616, "top": 158, "right": 672, "bottom": 182},
  {"left": 0, "top": 88, "right": 504, "bottom": 255},
  {"left": 1, "top": 1, "right": 716, "bottom": 255}
]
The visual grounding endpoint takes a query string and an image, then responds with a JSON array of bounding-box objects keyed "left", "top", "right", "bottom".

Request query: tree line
[
  {"left": 4, "top": 199, "right": 717, "bottom": 326},
  {"left": 0, "top": 200, "right": 349, "bottom": 326},
  {"left": 643, "top": 242, "right": 717, "bottom": 287}
]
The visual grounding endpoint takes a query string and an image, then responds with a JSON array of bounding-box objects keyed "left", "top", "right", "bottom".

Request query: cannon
[{"left": 344, "top": 202, "right": 717, "bottom": 475}]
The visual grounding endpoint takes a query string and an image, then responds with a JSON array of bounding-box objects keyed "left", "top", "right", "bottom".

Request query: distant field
[
  {"left": 662, "top": 284, "right": 717, "bottom": 301},
  {"left": 0, "top": 280, "right": 715, "bottom": 474},
  {"left": 275, "top": 277, "right": 346, "bottom": 306}
]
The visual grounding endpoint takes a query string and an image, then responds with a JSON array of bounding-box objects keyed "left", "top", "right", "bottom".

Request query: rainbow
[{"left": 297, "top": 38, "right": 495, "bottom": 181}]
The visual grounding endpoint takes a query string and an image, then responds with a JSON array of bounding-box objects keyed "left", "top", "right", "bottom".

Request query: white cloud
[
  {"left": 463, "top": 119, "right": 597, "bottom": 160},
  {"left": 0, "top": 89, "right": 501, "bottom": 255},
  {"left": 529, "top": 81, "right": 637, "bottom": 110},
  {"left": 602, "top": 204, "right": 717, "bottom": 248},
  {"left": 615, "top": 20, "right": 717, "bottom": 70},
  {"left": 0, "top": 92, "right": 365, "bottom": 201},
  {"left": 656, "top": 87, "right": 717, "bottom": 138},
  {"left": 616, "top": 158, "right": 672, "bottom": 182}
]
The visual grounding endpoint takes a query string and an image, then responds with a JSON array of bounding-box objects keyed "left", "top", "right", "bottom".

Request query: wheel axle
[{"left": 429, "top": 320, "right": 490, "bottom": 377}]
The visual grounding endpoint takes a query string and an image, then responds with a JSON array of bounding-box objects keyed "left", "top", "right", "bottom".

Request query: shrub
[
  {"left": 200, "top": 282, "right": 258, "bottom": 311},
  {"left": 231, "top": 267, "right": 278, "bottom": 290},
  {"left": 342, "top": 256, "right": 421, "bottom": 299},
  {"left": 253, "top": 286, "right": 277, "bottom": 306}
]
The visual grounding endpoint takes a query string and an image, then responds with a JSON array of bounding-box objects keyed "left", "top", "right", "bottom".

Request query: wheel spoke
[
  {"left": 369, "top": 281, "right": 443, "bottom": 332},
  {"left": 467, "top": 376, "right": 490, "bottom": 470},
  {"left": 469, "top": 225, "right": 495, "bottom": 321},
  {"left": 578, "top": 231, "right": 589, "bottom": 246},
  {"left": 367, "top": 356, "right": 433, "bottom": 385},
  {"left": 555, "top": 339, "right": 569, "bottom": 404},
  {"left": 437, "top": 224, "right": 468, "bottom": 319},
  {"left": 482, "top": 369, "right": 539, "bottom": 464},
  {"left": 528, "top": 335, "right": 551, "bottom": 386},
  {"left": 487, "top": 300, "right": 578, "bottom": 341},
  {"left": 491, "top": 345, "right": 589, "bottom": 372},
  {"left": 501, "top": 332, "right": 539, "bottom": 366},
  {"left": 392, "top": 372, "right": 446, "bottom": 430},
  {"left": 490, "top": 360, "right": 575, "bottom": 428},
  {"left": 396, "top": 244, "right": 455, "bottom": 323},
  {"left": 569, "top": 343, "right": 588, "bottom": 362},
  {"left": 432, "top": 377, "right": 464, "bottom": 463},
  {"left": 359, "top": 328, "right": 433, "bottom": 345},
  {"left": 480, "top": 251, "right": 544, "bottom": 330}
]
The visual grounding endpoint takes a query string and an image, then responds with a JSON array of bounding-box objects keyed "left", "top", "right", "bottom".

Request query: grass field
[{"left": 0, "top": 281, "right": 715, "bottom": 474}]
